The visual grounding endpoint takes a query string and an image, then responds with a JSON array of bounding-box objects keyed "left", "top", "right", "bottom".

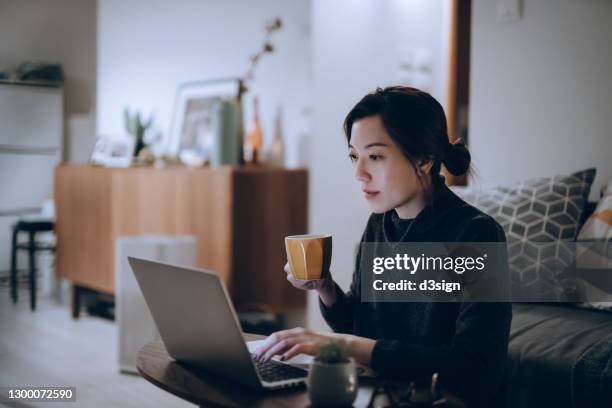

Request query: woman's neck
[
  {"left": 394, "top": 177, "right": 433, "bottom": 219},
  {"left": 394, "top": 195, "right": 427, "bottom": 219}
]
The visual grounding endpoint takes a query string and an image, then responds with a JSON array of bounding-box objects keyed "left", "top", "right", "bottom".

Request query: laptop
[{"left": 128, "top": 257, "right": 308, "bottom": 390}]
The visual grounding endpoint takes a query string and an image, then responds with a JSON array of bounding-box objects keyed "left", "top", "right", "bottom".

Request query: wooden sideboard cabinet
[{"left": 54, "top": 164, "right": 308, "bottom": 316}]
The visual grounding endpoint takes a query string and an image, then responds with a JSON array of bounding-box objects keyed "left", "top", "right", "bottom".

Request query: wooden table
[
  {"left": 138, "top": 336, "right": 467, "bottom": 408},
  {"left": 137, "top": 334, "right": 381, "bottom": 408}
]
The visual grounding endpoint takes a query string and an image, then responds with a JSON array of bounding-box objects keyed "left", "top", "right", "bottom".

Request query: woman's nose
[{"left": 354, "top": 158, "right": 370, "bottom": 182}]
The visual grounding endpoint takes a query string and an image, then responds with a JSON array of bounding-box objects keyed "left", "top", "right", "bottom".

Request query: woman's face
[{"left": 349, "top": 115, "right": 431, "bottom": 219}]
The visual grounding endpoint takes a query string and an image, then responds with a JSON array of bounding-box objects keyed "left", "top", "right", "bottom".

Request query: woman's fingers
[
  {"left": 260, "top": 337, "right": 300, "bottom": 362},
  {"left": 281, "top": 342, "right": 316, "bottom": 361},
  {"left": 287, "top": 272, "right": 318, "bottom": 290},
  {"left": 252, "top": 328, "right": 341, "bottom": 363},
  {"left": 304, "top": 280, "right": 320, "bottom": 290},
  {"left": 287, "top": 274, "right": 325, "bottom": 290},
  {"left": 253, "top": 332, "right": 283, "bottom": 360},
  {"left": 285, "top": 264, "right": 307, "bottom": 289},
  {"left": 253, "top": 328, "right": 309, "bottom": 362}
]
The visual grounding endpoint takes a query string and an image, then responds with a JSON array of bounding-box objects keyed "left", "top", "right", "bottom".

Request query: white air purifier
[{"left": 115, "top": 235, "right": 197, "bottom": 374}]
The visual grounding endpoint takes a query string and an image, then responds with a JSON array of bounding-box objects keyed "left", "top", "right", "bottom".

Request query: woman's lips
[{"left": 363, "top": 190, "right": 380, "bottom": 199}]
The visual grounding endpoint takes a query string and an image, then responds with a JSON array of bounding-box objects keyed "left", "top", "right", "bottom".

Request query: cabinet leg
[
  {"left": 28, "top": 231, "right": 36, "bottom": 311},
  {"left": 10, "top": 225, "right": 18, "bottom": 303},
  {"left": 71, "top": 285, "right": 81, "bottom": 319}
]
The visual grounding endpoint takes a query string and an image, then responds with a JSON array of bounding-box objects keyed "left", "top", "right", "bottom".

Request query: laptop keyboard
[{"left": 252, "top": 355, "right": 308, "bottom": 383}]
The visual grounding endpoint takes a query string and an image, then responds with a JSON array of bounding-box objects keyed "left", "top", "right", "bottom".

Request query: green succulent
[
  {"left": 123, "top": 108, "right": 153, "bottom": 156},
  {"left": 315, "top": 341, "right": 350, "bottom": 364},
  {"left": 123, "top": 108, "right": 152, "bottom": 139}
]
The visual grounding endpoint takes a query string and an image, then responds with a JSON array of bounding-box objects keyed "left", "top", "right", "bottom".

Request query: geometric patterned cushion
[{"left": 454, "top": 168, "right": 597, "bottom": 301}]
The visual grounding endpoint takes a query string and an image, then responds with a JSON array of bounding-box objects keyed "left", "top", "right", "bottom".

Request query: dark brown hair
[{"left": 343, "top": 86, "right": 471, "bottom": 187}]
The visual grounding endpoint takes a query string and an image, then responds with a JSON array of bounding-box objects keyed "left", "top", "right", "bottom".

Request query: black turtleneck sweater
[{"left": 319, "top": 177, "right": 512, "bottom": 408}]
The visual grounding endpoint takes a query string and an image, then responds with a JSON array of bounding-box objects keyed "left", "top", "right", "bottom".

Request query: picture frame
[
  {"left": 166, "top": 78, "right": 244, "bottom": 158},
  {"left": 89, "top": 136, "right": 135, "bottom": 168}
]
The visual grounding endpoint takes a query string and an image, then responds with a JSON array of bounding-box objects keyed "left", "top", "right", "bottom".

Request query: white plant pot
[{"left": 307, "top": 358, "right": 358, "bottom": 407}]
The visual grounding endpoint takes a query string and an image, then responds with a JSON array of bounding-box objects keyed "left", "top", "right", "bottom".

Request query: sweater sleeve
[
  {"left": 370, "top": 216, "right": 512, "bottom": 406},
  {"left": 319, "top": 218, "right": 372, "bottom": 334},
  {"left": 318, "top": 243, "right": 361, "bottom": 334}
]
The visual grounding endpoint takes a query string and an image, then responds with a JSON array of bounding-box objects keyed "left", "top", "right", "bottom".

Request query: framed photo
[
  {"left": 90, "top": 136, "right": 135, "bottom": 168},
  {"left": 166, "top": 78, "right": 244, "bottom": 157}
]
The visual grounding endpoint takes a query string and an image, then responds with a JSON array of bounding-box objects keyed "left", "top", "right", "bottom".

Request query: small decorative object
[
  {"left": 89, "top": 136, "right": 135, "bottom": 168},
  {"left": 367, "top": 373, "right": 456, "bottom": 407},
  {"left": 179, "top": 149, "right": 206, "bottom": 168},
  {"left": 244, "top": 17, "right": 283, "bottom": 84},
  {"left": 167, "top": 78, "right": 244, "bottom": 165},
  {"left": 239, "top": 17, "right": 283, "bottom": 166},
  {"left": 265, "top": 105, "right": 285, "bottom": 167},
  {"left": 308, "top": 341, "right": 358, "bottom": 407},
  {"left": 210, "top": 99, "right": 241, "bottom": 168},
  {"left": 136, "top": 146, "right": 156, "bottom": 165},
  {"left": 16, "top": 61, "right": 64, "bottom": 84},
  {"left": 123, "top": 108, "right": 153, "bottom": 157},
  {"left": 245, "top": 97, "right": 264, "bottom": 165}
]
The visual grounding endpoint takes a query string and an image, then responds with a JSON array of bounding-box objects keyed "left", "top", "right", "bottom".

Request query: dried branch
[{"left": 245, "top": 17, "right": 283, "bottom": 82}]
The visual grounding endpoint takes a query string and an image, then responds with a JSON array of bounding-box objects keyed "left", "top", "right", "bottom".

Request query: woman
[{"left": 253, "top": 86, "right": 511, "bottom": 407}]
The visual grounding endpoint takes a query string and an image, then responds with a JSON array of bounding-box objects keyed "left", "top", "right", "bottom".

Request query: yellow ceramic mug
[{"left": 285, "top": 234, "right": 332, "bottom": 280}]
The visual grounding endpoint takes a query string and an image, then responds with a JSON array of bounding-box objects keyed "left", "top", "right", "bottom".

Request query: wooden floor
[{"left": 0, "top": 287, "right": 194, "bottom": 407}]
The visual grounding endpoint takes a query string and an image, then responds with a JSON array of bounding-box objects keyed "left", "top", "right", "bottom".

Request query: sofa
[
  {"left": 453, "top": 171, "right": 612, "bottom": 408},
  {"left": 505, "top": 199, "right": 611, "bottom": 408},
  {"left": 508, "top": 302, "right": 612, "bottom": 407}
]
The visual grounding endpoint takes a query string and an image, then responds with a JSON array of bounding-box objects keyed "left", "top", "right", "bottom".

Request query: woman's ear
[{"left": 417, "top": 158, "right": 434, "bottom": 176}]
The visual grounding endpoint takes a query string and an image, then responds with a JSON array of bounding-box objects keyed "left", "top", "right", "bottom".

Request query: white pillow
[
  {"left": 577, "top": 179, "right": 612, "bottom": 311},
  {"left": 578, "top": 180, "right": 612, "bottom": 240}
]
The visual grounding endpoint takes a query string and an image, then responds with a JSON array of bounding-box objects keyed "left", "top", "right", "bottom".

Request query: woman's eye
[
  {"left": 348, "top": 153, "right": 358, "bottom": 162},
  {"left": 369, "top": 154, "right": 383, "bottom": 161}
]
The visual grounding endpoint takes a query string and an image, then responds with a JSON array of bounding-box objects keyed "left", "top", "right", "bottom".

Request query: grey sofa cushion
[
  {"left": 508, "top": 303, "right": 612, "bottom": 408},
  {"left": 454, "top": 169, "right": 596, "bottom": 301}
]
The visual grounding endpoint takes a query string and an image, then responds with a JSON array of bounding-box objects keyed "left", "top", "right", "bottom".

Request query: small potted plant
[
  {"left": 308, "top": 341, "right": 358, "bottom": 407},
  {"left": 123, "top": 108, "right": 153, "bottom": 158}
]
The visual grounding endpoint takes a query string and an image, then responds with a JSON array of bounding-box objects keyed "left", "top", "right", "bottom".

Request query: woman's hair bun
[{"left": 442, "top": 138, "right": 471, "bottom": 176}]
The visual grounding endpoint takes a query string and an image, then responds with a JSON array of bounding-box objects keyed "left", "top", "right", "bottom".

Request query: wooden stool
[{"left": 10, "top": 220, "right": 55, "bottom": 310}]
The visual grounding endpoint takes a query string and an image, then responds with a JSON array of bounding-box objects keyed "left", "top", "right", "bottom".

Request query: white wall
[
  {"left": 469, "top": 0, "right": 612, "bottom": 200},
  {"left": 99, "top": 0, "right": 449, "bottom": 331},
  {"left": 97, "top": 0, "right": 312, "bottom": 167},
  {"left": 0, "top": 0, "right": 97, "bottom": 162},
  {"left": 0, "top": 0, "right": 97, "bottom": 115},
  {"left": 309, "top": 0, "right": 448, "bottom": 330}
]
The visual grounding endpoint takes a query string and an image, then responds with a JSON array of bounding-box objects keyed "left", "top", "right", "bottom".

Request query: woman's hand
[
  {"left": 252, "top": 327, "right": 376, "bottom": 366},
  {"left": 284, "top": 262, "right": 337, "bottom": 306}
]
